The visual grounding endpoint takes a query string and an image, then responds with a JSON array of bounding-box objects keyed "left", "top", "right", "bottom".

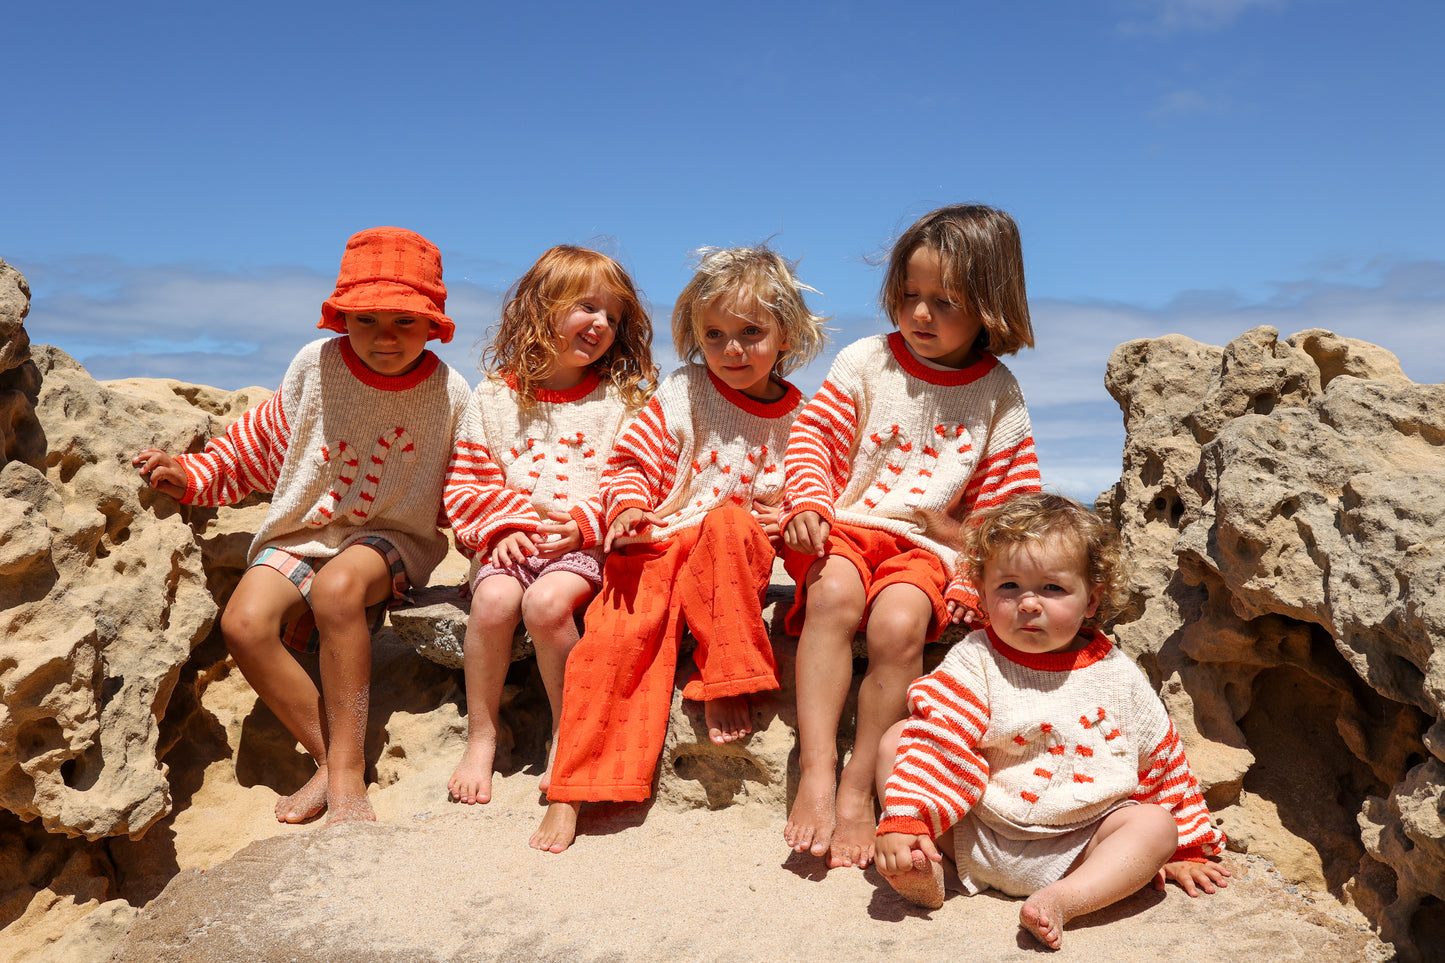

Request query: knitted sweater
[
  {"left": 175, "top": 337, "right": 472, "bottom": 584},
  {"left": 783, "top": 332, "right": 1040, "bottom": 603},
  {"left": 443, "top": 370, "right": 633, "bottom": 553},
  {"left": 603, "top": 365, "right": 806, "bottom": 545},
  {"left": 877, "top": 626, "right": 1224, "bottom": 864}
]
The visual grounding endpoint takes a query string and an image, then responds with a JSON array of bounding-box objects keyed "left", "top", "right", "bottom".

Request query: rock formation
[
  {"left": 1100, "top": 326, "right": 1445, "bottom": 958},
  {"left": 0, "top": 250, "right": 1429, "bottom": 962}
]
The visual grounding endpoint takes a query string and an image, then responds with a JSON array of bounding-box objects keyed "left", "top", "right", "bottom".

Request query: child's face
[
  {"left": 553, "top": 288, "right": 622, "bottom": 375},
  {"left": 698, "top": 298, "right": 788, "bottom": 402},
  {"left": 981, "top": 537, "right": 1102, "bottom": 655},
  {"left": 344, "top": 311, "right": 437, "bottom": 376},
  {"left": 896, "top": 247, "right": 984, "bottom": 369}
]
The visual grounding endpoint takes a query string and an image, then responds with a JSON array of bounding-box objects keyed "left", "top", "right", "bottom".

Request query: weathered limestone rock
[
  {"left": 1101, "top": 325, "right": 1444, "bottom": 960},
  {"left": 0, "top": 257, "right": 44, "bottom": 471}
]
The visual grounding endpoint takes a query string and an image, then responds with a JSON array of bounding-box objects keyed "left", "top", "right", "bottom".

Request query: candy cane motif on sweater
[
  {"left": 303, "top": 428, "right": 418, "bottom": 527},
  {"left": 689, "top": 444, "right": 782, "bottom": 510},
  {"left": 495, "top": 432, "right": 599, "bottom": 507},
  {"left": 860, "top": 422, "right": 977, "bottom": 512},
  {"left": 1011, "top": 720, "right": 1067, "bottom": 806}
]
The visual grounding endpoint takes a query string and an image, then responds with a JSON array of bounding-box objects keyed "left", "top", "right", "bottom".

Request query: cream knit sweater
[{"left": 176, "top": 337, "right": 472, "bottom": 584}]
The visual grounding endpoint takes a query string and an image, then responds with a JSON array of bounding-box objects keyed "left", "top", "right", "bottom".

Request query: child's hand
[
  {"left": 132, "top": 448, "right": 187, "bottom": 499},
  {"left": 1155, "top": 860, "right": 1231, "bottom": 897},
  {"left": 874, "top": 832, "right": 942, "bottom": 877},
  {"left": 532, "top": 511, "right": 583, "bottom": 558},
  {"left": 490, "top": 530, "right": 539, "bottom": 567},
  {"left": 751, "top": 500, "right": 783, "bottom": 549},
  {"left": 604, "top": 508, "right": 662, "bottom": 552},
  {"left": 783, "top": 510, "right": 830, "bottom": 557},
  {"left": 945, "top": 600, "right": 981, "bottom": 626}
]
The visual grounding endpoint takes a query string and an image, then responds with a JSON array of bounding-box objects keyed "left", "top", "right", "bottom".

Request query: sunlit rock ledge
[{"left": 0, "top": 253, "right": 1437, "bottom": 961}]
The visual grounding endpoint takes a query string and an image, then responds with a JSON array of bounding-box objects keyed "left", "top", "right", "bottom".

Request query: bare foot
[
  {"left": 784, "top": 766, "right": 836, "bottom": 857},
  {"left": 828, "top": 784, "right": 877, "bottom": 868},
  {"left": 1020, "top": 890, "right": 1067, "bottom": 950},
  {"left": 275, "top": 767, "right": 329, "bottom": 823},
  {"left": 325, "top": 769, "right": 376, "bottom": 825},
  {"left": 705, "top": 694, "right": 752, "bottom": 745},
  {"left": 448, "top": 739, "right": 496, "bottom": 804},
  {"left": 530, "top": 801, "right": 580, "bottom": 853},
  {"left": 883, "top": 850, "right": 945, "bottom": 909}
]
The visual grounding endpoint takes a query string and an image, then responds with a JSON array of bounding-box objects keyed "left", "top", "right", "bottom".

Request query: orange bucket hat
[{"left": 318, "top": 227, "right": 455, "bottom": 343}]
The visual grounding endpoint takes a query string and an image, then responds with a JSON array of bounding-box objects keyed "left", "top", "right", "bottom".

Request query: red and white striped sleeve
[
  {"left": 175, "top": 392, "right": 290, "bottom": 506},
  {"left": 782, "top": 379, "right": 858, "bottom": 528},
  {"left": 443, "top": 442, "right": 540, "bottom": 554},
  {"left": 600, "top": 396, "right": 679, "bottom": 525},
  {"left": 959, "top": 379, "right": 1041, "bottom": 517},
  {"left": 876, "top": 665, "right": 992, "bottom": 840},
  {"left": 1132, "top": 717, "right": 1225, "bottom": 862}
]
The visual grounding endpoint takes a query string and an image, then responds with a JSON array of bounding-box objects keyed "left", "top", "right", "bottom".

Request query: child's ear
[
  {"left": 1085, "top": 583, "right": 1104, "bottom": 619},
  {"left": 428, "top": 320, "right": 441, "bottom": 337}
]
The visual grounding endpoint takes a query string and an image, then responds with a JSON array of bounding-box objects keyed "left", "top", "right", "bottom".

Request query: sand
[{"left": 109, "top": 766, "right": 1389, "bottom": 963}]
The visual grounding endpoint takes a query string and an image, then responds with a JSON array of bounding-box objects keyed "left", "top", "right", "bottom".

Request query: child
[
  {"left": 875, "top": 492, "right": 1229, "bottom": 949},
  {"left": 531, "top": 245, "right": 827, "bottom": 853},
  {"left": 782, "top": 204, "right": 1041, "bottom": 868},
  {"left": 133, "top": 226, "right": 472, "bottom": 824},
  {"left": 442, "top": 245, "right": 656, "bottom": 805}
]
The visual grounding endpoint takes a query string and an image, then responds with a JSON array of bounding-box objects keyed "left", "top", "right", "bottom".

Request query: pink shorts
[
  {"left": 472, "top": 549, "right": 603, "bottom": 592},
  {"left": 782, "top": 521, "right": 949, "bottom": 642}
]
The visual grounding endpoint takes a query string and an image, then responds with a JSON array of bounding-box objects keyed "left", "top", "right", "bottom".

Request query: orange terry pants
[{"left": 547, "top": 503, "right": 780, "bottom": 802}]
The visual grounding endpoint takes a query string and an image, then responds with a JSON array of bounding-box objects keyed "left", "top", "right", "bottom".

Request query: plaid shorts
[{"left": 252, "top": 536, "right": 410, "bottom": 654}]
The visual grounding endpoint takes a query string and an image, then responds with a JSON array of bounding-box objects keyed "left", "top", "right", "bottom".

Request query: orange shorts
[{"left": 782, "top": 521, "right": 950, "bottom": 642}]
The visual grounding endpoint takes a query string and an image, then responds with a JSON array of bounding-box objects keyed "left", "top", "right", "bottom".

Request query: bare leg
[
  {"left": 705, "top": 694, "right": 752, "bottom": 744},
  {"left": 830, "top": 582, "right": 930, "bottom": 869},
  {"left": 530, "top": 800, "right": 581, "bottom": 854},
  {"left": 449, "top": 574, "right": 524, "bottom": 804},
  {"left": 519, "top": 571, "right": 593, "bottom": 792},
  {"left": 784, "top": 557, "right": 865, "bottom": 859},
  {"left": 1020, "top": 804, "right": 1179, "bottom": 950},
  {"left": 221, "top": 566, "right": 326, "bottom": 823},
  {"left": 308, "top": 544, "right": 395, "bottom": 824}
]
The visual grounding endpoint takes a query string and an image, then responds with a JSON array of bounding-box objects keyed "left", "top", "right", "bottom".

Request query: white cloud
[
  {"left": 1117, "top": 0, "right": 1289, "bottom": 34},
  {"left": 12, "top": 254, "right": 1442, "bottom": 505},
  {"left": 18, "top": 257, "right": 503, "bottom": 388},
  {"left": 1150, "top": 88, "right": 1224, "bottom": 117}
]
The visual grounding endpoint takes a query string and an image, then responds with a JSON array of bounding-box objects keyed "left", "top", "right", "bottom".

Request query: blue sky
[{"left": 5, "top": 0, "right": 1442, "bottom": 500}]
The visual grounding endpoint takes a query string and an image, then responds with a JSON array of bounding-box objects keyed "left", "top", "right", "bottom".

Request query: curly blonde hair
[
  {"left": 483, "top": 246, "right": 657, "bottom": 411},
  {"left": 671, "top": 245, "right": 827, "bottom": 377},
  {"left": 881, "top": 205, "right": 1034, "bottom": 357},
  {"left": 961, "top": 492, "right": 1126, "bottom": 627}
]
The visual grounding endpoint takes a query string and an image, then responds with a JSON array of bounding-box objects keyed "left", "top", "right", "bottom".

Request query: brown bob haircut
[{"left": 881, "top": 204, "right": 1035, "bottom": 357}]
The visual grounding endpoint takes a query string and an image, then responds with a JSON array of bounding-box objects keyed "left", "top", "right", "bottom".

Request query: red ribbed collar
[
  {"left": 705, "top": 366, "right": 802, "bottom": 418},
  {"left": 986, "top": 624, "right": 1113, "bottom": 672},
  {"left": 337, "top": 337, "right": 440, "bottom": 390},
  {"left": 887, "top": 331, "right": 998, "bottom": 386},
  {"left": 503, "top": 368, "right": 602, "bottom": 403}
]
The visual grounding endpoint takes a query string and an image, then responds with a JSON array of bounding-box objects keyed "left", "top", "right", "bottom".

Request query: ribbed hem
[{"left": 876, "top": 815, "right": 933, "bottom": 837}]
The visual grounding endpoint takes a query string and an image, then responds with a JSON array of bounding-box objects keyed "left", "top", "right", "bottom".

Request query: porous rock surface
[
  {"left": 1099, "top": 325, "right": 1445, "bottom": 959},
  {"left": 0, "top": 280, "right": 1418, "bottom": 963}
]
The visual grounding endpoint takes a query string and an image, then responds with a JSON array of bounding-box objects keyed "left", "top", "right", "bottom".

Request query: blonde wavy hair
[
  {"left": 671, "top": 245, "right": 827, "bottom": 377},
  {"left": 881, "top": 204, "right": 1034, "bottom": 357},
  {"left": 961, "top": 492, "right": 1126, "bottom": 627},
  {"left": 483, "top": 246, "right": 657, "bottom": 410}
]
